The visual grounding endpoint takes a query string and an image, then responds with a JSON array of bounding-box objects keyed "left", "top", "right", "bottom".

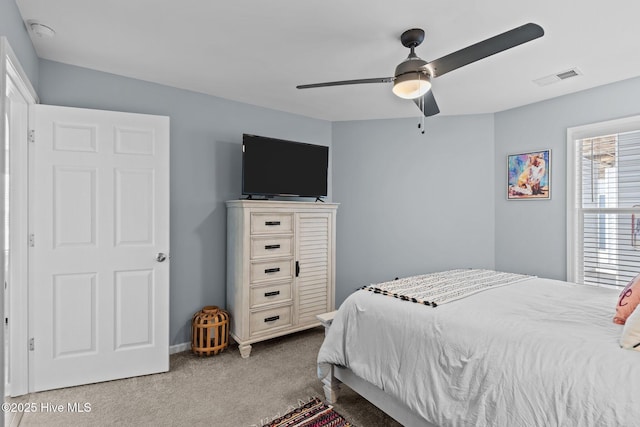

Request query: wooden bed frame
[{"left": 317, "top": 312, "right": 435, "bottom": 427}]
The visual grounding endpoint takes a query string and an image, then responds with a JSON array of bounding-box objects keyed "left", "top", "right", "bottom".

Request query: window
[{"left": 567, "top": 117, "right": 640, "bottom": 287}]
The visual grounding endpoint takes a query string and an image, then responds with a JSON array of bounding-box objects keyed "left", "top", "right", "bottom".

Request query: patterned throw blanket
[{"left": 363, "top": 269, "right": 533, "bottom": 307}]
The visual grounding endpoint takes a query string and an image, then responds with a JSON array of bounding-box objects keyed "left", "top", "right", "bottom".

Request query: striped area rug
[{"left": 260, "top": 397, "right": 351, "bottom": 427}]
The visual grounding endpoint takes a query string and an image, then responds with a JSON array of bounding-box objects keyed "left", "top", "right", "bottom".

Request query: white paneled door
[{"left": 29, "top": 105, "right": 170, "bottom": 392}]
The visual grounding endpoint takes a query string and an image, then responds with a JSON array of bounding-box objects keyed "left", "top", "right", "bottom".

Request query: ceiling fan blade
[
  {"left": 413, "top": 91, "right": 440, "bottom": 117},
  {"left": 297, "top": 77, "right": 394, "bottom": 89},
  {"left": 426, "top": 23, "right": 544, "bottom": 78}
]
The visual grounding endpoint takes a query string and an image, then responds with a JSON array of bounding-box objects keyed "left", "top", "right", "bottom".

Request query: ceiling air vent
[{"left": 533, "top": 67, "right": 582, "bottom": 86}]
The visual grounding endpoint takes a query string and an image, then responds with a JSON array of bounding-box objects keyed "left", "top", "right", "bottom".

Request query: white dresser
[{"left": 226, "top": 200, "right": 338, "bottom": 357}]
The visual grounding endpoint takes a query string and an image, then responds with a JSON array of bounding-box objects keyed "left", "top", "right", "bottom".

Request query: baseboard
[
  {"left": 170, "top": 336, "right": 238, "bottom": 354},
  {"left": 169, "top": 342, "right": 191, "bottom": 354}
]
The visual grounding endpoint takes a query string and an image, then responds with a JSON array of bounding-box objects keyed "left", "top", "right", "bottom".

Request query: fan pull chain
[
  {"left": 416, "top": 84, "right": 425, "bottom": 135},
  {"left": 421, "top": 95, "right": 425, "bottom": 134}
]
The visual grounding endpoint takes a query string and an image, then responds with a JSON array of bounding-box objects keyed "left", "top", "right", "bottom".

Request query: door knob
[{"left": 156, "top": 253, "right": 168, "bottom": 262}]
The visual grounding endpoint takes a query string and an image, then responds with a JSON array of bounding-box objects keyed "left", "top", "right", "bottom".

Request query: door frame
[{"left": 1, "top": 37, "right": 39, "bottom": 396}]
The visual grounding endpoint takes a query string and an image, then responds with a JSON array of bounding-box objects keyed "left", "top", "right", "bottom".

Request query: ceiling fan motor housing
[{"left": 394, "top": 56, "right": 430, "bottom": 79}]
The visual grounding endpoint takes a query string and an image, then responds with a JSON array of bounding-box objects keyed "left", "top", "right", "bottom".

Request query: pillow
[
  {"left": 614, "top": 273, "right": 640, "bottom": 325},
  {"left": 620, "top": 305, "right": 640, "bottom": 350}
]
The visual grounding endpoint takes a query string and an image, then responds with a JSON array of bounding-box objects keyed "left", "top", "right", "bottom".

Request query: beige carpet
[{"left": 7, "top": 327, "right": 402, "bottom": 426}]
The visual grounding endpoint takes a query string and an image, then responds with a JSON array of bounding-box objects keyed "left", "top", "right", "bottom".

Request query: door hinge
[
  {"left": 29, "top": 338, "right": 34, "bottom": 351},
  {"left": 29, "top": 233, "right": 35, "bottom": 247},
  {"left": 28, "top": 129, "right": 35, "bottom": 143}
]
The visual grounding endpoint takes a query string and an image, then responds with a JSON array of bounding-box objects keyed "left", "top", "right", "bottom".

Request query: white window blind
[{"left": 573, "top": 130, "right": 640, "bottom": 287}]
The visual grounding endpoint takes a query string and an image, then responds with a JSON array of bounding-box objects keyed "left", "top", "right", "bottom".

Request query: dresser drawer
[
  {"left": 250, "top": 306, "right": 292, "bottom": 336},
  {"left": 250, "top": 213, "right": 293, "bottom": 235},
  {"left": 250, "top": 259, "right": 292, "bottom": 283},
  {"left": 250, "top": 236, "right": 293, "bottom": 259},
  {"left": 250, "top": 282, "right": 292, "bottom": 308}
]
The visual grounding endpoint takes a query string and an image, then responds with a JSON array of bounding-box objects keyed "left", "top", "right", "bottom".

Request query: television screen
[{"left": 242, "top": 134, "right": 328, "bottom": 198}]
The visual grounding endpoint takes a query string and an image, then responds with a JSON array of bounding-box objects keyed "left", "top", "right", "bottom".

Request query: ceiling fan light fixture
[{"left": 392, "top": 72, "right": 431, "bottom": 99}]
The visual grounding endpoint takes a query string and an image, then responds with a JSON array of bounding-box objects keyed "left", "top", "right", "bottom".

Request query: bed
[{"left": 317, "top": 269, "right": 640, "bottom": 427}]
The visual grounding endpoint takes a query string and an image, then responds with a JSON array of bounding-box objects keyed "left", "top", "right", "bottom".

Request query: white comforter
[{"left": 318, "top": 276, "right": 640, "bottom": 427}]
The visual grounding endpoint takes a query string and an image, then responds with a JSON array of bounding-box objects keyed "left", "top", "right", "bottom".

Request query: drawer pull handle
[
  {"left": 264, "top": 315, "right": 280, "bottom": 323},
  {"left": 264, "top": 244, "right": 281, "bottom": 250},
  {"left": 264, "top": 267, "right": 280, "bottom": 274},
  {"left": 265, "top": 221, "right": 281, "bottom": 226},
  {"left": 264, "top": 290, "right": 280, "bottom": 297}
]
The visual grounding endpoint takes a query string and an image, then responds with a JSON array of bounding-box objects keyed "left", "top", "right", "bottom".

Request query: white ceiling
[{"left": 15, "top": 1, "right": 640, "bottom": 121}]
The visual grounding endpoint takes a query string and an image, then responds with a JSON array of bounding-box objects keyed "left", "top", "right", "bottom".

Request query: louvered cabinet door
[{"left": 295, "top": 213, "right": 334, "bottom": 326}]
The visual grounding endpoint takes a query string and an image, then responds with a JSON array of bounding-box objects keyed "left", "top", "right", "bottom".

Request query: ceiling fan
[{"left": 297, "top": 23, "right": 544, "bottom": 118}]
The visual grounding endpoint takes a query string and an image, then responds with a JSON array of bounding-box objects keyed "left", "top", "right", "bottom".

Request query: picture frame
[{"left": 507, "top": 149, "right": 551, "bottom": 200}]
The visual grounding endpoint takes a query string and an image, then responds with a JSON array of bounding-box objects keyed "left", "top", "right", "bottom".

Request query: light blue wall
[
  {"left": 38, "top": 59, "right": 332, "bottom": 345},
  {"left": 332, "top": 115, "right": 495, "bottom": 305},
  {"left": 494, "top": 76, "right": 640, "bottom": 280},
  {"left": 0, "top": 0, "right": 38, "bottom": 90}
]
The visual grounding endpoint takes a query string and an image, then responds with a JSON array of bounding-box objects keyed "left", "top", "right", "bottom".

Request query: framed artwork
[{"left": 507, "top": 149, "right": 551, "bottom": 200}]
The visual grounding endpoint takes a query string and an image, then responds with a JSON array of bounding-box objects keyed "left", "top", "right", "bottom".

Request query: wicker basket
[{"left": 191, "top": 306, "right": 230, "bottom": 356}]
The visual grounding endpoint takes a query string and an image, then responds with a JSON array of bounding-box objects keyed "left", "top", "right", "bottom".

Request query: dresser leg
[{"left": 239, "top": 343, "right": 252, "bottom": 358}]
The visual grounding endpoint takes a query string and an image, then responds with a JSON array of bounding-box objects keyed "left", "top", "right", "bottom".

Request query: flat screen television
[{"left": 242, "top": 134, "right": 328, "bottom": 198}]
